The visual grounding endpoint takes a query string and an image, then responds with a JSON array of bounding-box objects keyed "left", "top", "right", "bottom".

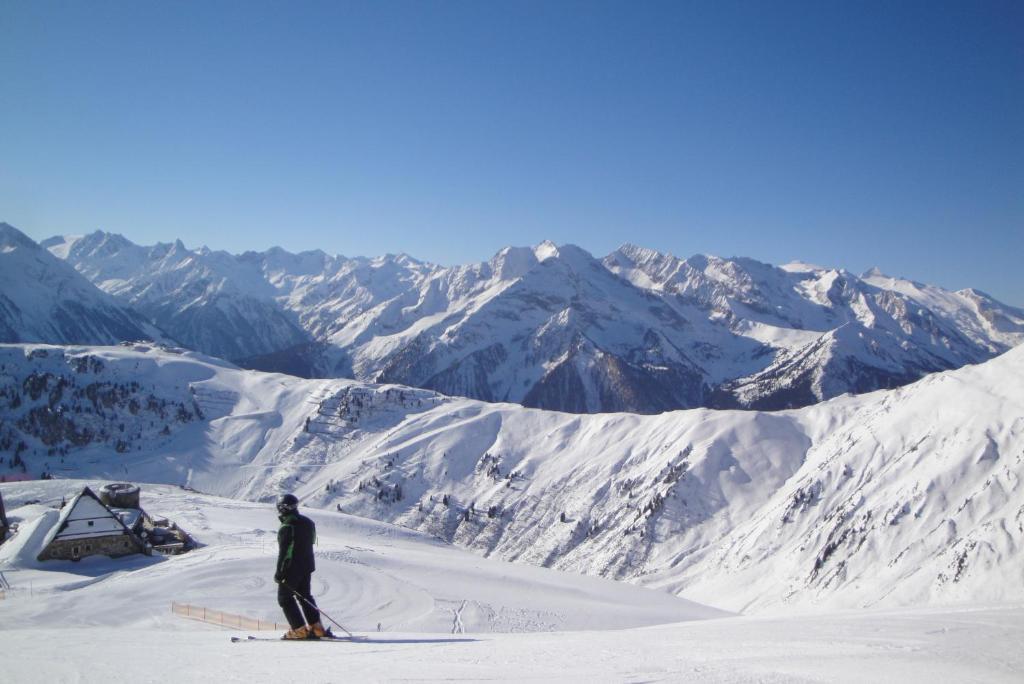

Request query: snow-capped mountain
[
  {"left": 39, "top": 229, "right": 1024, "bottom": 413},
  {"left": 42, "top": 232, "right": 310, "bottom": 361},
  {"left": 2, "top": 342, "right": 1022, "bottom": 612},
  {"left": 368, "top": 242, "right": 708, "bottom": 413},
  {"left": 607, "top": 244, "right": 1024, "bottom": 409},
  {"left": 0, "top": 224, "right": 163, "bottom": 346},
  {"left": 48, "top": 234, "right": 714, "bottom": 411}
]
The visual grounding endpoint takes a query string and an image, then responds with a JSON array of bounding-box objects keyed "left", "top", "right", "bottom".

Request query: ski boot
[
  {"left": 309, "top": 621, "right": 332, "bottom": 639},
  {"left": 282, "top": 625, "right": 311, "bottom": 640}
]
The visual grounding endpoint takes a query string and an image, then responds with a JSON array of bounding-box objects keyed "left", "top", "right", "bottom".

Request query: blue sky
[{"left": 2, "top": 1, "right": 1022, "bottom": 304}]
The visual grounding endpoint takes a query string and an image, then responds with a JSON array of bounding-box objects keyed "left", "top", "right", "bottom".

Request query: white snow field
[
  {"left": 1, "top": 482, "right": 1022, "bottom": 683},
  {"left": 1, "top": 342, "right": 1024, "bottom": 680},
  {"left": 0, "top": 481, "right": 725, "bottom": 633},
  {"left": 3, "top": 607, "right": 1023, "bottom": 683}
]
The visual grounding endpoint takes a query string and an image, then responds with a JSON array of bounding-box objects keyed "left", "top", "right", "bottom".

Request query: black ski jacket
[{"left": 277, "top": 512, "right": 316, "bottom": 579}]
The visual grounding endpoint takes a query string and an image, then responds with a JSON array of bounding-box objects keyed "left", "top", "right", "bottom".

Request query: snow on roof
[
  {"left": 110, "top": 508, "right": 144, "bottom": 530},
  {"left": 40, "top": 487, "right": 137, "bottom": 548}
]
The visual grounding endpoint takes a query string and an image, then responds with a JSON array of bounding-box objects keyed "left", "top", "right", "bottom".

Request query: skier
[{"left": 274, "top": 493, "right": 329, "bottom": 639}]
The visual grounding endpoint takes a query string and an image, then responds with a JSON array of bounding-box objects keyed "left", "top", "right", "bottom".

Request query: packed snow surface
[
  {"left": 0, "top": 481, "right": 723, "bottom": 632},
  {"left": 2, "top": 607, "right": 1022, "bottom": 683},
  {"left": 2, "top": 481, "right": 1022, "bottom": 682}
]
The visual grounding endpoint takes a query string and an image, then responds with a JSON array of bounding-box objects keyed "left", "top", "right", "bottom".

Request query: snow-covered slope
[
  {"left": 46, "top": 231, "right": 1024, "bottom": 413},
  {"left": 2, "top": 480, "right": 1020, "bottom": 682},
  {"left": 0, "top": 224, "right": 163, "bottom": 346},
  {"left": 5, "top": 606, "right": 1023, "bottom": 683},
  {"left": 0, "top": 480, "right": 723, "bottom": 632},
  {"left": 2, "top": 342, "right": 1021, "bottom": 613}
]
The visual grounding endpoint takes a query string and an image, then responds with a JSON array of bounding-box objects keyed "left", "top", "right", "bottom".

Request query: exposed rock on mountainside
[
  {"left": 25, "top": 227, "right": 1024, "bottom": 412},
  {"left": 0, "top": 345, "right": 203, "bottom": 468}
]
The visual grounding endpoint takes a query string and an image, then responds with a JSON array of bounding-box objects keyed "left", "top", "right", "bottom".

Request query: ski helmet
[{"left": 277, "top": 493, "right": 299, "bottom": 515}]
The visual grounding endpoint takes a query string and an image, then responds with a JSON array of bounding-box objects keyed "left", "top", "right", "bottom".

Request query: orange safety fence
[{"left": 171, "top": 601, "right": 288, "bottom": 631}]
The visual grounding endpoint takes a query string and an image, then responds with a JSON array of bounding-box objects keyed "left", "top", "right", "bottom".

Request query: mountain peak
[
  {"left": 27, "top": 227, "right": 1023, "bottom": 414},
  {"left": 533, "top": 240, "right": 560, "bottom": 262},
  {"left": 684, "top": 253, "right": 712, "bottom": 271},
  {"left": 0, "top": 222, "right": 39, "bottom": 251},
  {"left": 614, "top": 243, "right": 666, "bottom": 265},
  {"left": 490, "top": 245, "right": 539, "bottom": 280},
  {"left": 530, "top": 242, "right": 597, "bottom": 268},
  {"left": 780, "top": 260, "right": 826, "bottom": 273}
]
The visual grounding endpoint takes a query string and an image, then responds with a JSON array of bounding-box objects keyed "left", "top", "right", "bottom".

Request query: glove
[{"left": 274, "top": 570, "right": 284, "bottom": 584}]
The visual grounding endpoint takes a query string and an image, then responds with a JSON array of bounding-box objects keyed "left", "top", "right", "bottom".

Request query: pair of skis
[
  {"left": 232, "top": 580, "right": 363, "bottom": 643},
  {"left": 231, "top": 634, "right": 364, "bottom": 643}
]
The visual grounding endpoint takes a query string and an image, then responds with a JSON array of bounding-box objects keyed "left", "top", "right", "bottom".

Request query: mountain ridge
[{"left": 4, "top": 221, "right": 1021, "bottom": 412}]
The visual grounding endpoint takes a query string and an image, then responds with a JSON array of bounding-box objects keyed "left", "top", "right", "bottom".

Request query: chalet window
[
  {"left": 85, "top": 544, "right": 92, "bottom": 553},
  {"left": 71, "top": 546, "right": 80, "bottom": 558},
  {"left": 88, "top": 521, "right": 94, "bottom": 527}
]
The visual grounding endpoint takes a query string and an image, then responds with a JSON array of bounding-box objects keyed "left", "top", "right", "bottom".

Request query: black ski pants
[{"left": 278, "top": 573, "right": 321, "bottom": 629}]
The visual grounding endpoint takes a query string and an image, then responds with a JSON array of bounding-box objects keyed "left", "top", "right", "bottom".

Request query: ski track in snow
[
  {"left": 3, "top": 606, "right": 1024, "bottom": 683},
  {"left": 1, "top": 482, "right": 1022, "bottom": 681}
]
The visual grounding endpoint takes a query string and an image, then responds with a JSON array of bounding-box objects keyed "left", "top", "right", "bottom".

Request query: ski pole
[
  {"left": 283, "top": 582, "right": 354, "bottom": 637},
  {"left": 293, "top": 594, "right": 312, "bottom": 632}
]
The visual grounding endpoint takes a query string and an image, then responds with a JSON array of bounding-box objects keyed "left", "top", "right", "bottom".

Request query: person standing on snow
[{"left": 275, "top": 493, "right": 329, "bottom": 639}]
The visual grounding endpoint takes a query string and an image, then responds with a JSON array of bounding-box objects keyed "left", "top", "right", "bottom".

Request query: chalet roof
[
  {"left": 40, "top": 486, "right": 138, "bottom": 548},
  {"left": 110, "top": 508, "right": 144, "bottom": 531}
]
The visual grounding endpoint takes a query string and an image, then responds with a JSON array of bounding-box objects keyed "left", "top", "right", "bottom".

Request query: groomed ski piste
[
  {"left": 1, "top": 481, "right": 1020, "bottom": 682},
  {"left": 1, "top": 342, "right": 1023, "bottom": 681}
]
